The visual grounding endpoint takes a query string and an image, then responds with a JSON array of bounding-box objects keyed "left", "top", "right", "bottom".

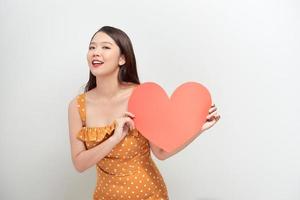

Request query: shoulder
[
  {"left": 68, "top": 96, "right": 78, "bottom": 112},
  {"left": 123, "top": 82, "right": 139, "bottom": 97},
  {"left": 123, "top": 82, "right": 139, "bottom": 91},
  {"left": 68, "top": 93, "right": 83, "bottom": 112}
]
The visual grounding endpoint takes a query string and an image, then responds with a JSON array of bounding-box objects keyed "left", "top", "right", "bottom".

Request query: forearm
[{"left": 75, "top": 137, "right": 118, "bottom": 172}]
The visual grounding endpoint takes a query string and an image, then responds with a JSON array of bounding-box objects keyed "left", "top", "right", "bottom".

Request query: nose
[
  {"left": 92, "top": 49, "right": 100, "bottom": 57},
  {"left": 92, "top": 47, "right": 102, "bottom": 57}
]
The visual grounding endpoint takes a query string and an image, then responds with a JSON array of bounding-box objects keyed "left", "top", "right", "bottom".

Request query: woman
[{"left": 68, "top": 26, "right": 220, "bottom": 200}]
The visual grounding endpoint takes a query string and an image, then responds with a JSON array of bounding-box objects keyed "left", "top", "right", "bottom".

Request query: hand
[
  {"left": 111, "top": 111, "right": 135, "bottom": 144},
  {"left": 201, "top": 103, "right": 220, "bottom": 132}
]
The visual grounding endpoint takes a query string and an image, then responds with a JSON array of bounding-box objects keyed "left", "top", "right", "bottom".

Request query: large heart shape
[{"left": 128, "top": 82, "right": 212, "bottom": 152}]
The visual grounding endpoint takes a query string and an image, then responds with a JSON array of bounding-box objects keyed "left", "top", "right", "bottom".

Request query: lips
[{"left": 92, "top": 59, "right": 104, "bottom": 67}]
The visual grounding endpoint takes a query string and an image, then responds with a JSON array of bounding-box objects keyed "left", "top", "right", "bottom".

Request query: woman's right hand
[{"left": 110, "top": 111, "right": 135, "bottom": 144}]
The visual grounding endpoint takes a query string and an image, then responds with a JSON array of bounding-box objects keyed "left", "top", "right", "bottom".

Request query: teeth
[{"left": 92, "top": 60, "right": 103, "bottom": 64}]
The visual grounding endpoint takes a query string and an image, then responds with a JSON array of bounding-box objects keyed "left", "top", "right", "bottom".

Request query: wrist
[{"left": 108, "top": 135, "right": 119, "bottom": 146}]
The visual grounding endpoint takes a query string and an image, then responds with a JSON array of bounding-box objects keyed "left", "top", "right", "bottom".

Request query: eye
[
  {"left": 89, "top": 46, "right": 95, "bottom": 50},
  {"left": 102, "top": 46, "right": 110, "bottom": 49}
]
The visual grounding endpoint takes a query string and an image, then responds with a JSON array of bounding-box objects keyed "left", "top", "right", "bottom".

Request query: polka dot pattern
[{"left": 76, "top": 93, "right": 169, "bottom": 200}]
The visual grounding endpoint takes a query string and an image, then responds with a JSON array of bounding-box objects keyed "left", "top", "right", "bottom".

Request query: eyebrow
[{"left": 90, "top": 41, "right": 113, "bottom": 45}]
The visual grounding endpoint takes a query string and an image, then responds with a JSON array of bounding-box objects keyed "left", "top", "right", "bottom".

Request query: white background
[{"left": 1, "top": 0, "right": 299, "bottom": 199}]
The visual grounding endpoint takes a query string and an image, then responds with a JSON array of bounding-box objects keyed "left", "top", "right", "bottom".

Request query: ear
[{"left": 119, "top": 54, "right": 126, "bottom": 66}]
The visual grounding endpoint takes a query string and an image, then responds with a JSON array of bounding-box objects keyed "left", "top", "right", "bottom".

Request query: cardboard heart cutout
[{"left": 128, "top": 82, "right": 212, "bottom": 152}]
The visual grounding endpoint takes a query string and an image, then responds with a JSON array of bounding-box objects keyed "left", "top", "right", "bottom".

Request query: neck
[{"left": 94, "top": 68, "right": 124, "bottom": 100}]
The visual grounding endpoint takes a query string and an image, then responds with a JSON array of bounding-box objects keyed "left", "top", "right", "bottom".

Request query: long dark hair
[{"left": 84, "top": 26, "right": 140, "bottom": 92}]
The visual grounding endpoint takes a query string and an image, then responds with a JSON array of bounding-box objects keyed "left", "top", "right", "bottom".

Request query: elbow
[
  {"left": 73, "top": 158, "right": 85, "bottom": 173},
  {"left": 157, "top": 156, "right": 167, "bottom": 161},
  {"left": 150, "top": 144, "right": 170, "bottom": 160},
  {"left": 75, "top": 165, "right": 85, "bottom": 173},
  {"left": 154, "top": 152, "right": 169, "bottom": 161}
]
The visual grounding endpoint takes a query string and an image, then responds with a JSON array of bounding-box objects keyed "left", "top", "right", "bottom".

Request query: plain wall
[{"left": 1, "top": 0, "right": 299, "bottom": 199}]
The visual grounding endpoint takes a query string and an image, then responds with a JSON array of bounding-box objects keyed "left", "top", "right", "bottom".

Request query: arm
[
  {"left": 150, "top": 103, "right": 220, "bottom": 160},
  {"left": 68, "top": 98, "right": 119, "bottom": 173}
]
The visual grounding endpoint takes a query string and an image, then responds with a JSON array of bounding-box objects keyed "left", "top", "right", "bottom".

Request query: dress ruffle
[
  {"left": 76, "top": 120, "right": 116, "bottom": 142},
  {"left": 76, "top": 120, "right": 139, "bottom": 142}
]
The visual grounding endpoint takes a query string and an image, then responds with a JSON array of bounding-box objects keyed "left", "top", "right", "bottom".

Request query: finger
[
  {"left": 206, "top": 114, "right": 220, "bottom": 123},
  {"left": 124, "top": 111, "right": 135, "bottom": 118},
  {"left": 215, "top": 115, "right": 221, "bottom": 121},
  {"left": 207, "top": 111, "right": 218, "bottom": 119},
  {"left": 208, "top": 114, "right": 220, "bottom": 122},
  {"left": 206, "top": 116, "right": 215, "bottom": 122},
  {"left": 211, "top": 114, "right": 220, "bottom": 122},
  {"left": 211, "top": 103, "right": 215, "bottom": 107},
  {"left": 208, "top": 107, "right": 217, "bottom": 114},
  {"left": 124, "top": 117, "right": 135, "bottom": 130}
]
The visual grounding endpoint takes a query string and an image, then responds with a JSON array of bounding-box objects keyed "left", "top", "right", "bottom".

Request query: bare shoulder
[
  {"left": 68, "top": 95, "right": 81, "bottom": 125},
  {"left": 84, "top": 89, "right": 100, "bottom": 102},
  {"left": 68, "top": 96, "right": 77, "bottom": 111},
  {"left": 123, "top": 83, "right": 139, "bottom": 98},
  {"left": 123, "top": 82, "right": 139, "bottom": 92},
  {"left": 68, "top": 93, "right": 82, "bottom": 110}
]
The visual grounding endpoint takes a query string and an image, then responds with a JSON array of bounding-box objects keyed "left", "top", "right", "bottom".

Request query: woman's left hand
[{"left": 201, "top": 103, "right": 221, "bottom": 132}]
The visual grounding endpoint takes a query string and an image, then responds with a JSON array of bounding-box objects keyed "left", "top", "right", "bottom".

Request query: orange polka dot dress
[{"left": 76, "top": 93, "right": 169, "bottom": 200}]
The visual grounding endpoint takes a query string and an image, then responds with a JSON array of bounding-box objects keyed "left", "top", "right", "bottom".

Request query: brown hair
[{"left": 84, "top": 26, "right": 140, "bottom": 92}]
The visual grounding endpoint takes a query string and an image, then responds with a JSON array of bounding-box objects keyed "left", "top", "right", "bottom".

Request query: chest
[{"left": 85, "top": 97, "right": 129, "bottom": 127}]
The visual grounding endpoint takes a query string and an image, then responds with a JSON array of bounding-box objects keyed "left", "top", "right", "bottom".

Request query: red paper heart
[{"left": 128, "top": 82, "right": 212, "bottom": 152}]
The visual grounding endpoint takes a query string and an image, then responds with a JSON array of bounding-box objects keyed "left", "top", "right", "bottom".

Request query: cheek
[
  {"left": 87, "top": 52, "right": 92, "bottom": 60},
  {"left": 106, "top": 52, "right": 121, "bottom": 62}
]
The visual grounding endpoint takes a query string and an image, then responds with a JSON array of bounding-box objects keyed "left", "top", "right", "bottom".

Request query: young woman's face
[{"left": 87, "top": 31, "right": 125, "bottom": 76}]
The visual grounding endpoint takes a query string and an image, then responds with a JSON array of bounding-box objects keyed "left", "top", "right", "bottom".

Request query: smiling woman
[{"left": 68, "top": 26, "right": 170, "bottom": 200}]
